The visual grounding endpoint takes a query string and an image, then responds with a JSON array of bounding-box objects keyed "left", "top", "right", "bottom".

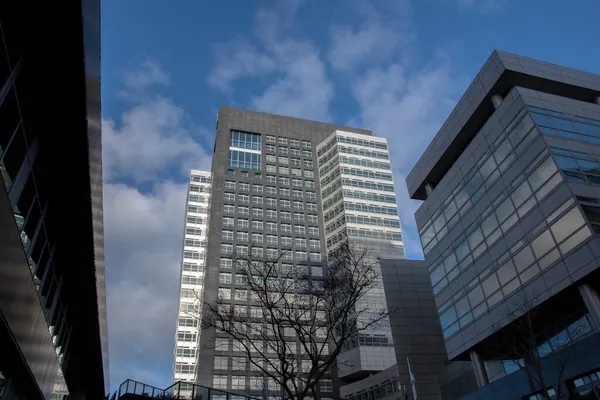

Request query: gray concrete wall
[{"left": 381, "top": 259, "right": 448, "bottom": 400}]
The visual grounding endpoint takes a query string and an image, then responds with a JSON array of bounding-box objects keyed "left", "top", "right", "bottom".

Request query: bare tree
[
  {"left": 494, "top": 290, "right": 589, "bottom": 400},
  {"left": 199, "top": 241, "right": 389, "bottom": 400}
]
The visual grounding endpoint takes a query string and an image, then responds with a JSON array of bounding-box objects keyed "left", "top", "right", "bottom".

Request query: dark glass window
[{"left": 553, "top": 155, "right": 579, "bottom": 172}]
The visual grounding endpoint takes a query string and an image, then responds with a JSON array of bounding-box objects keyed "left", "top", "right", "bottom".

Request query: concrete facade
[
  {"left": 408, "top": 51, "right": 600, "bottom": 399},
  {"left": 197, "top": 106, "right": 373, "bottom": 398},
  {"left": 381, "top": 259, "right": 447, "bottom": 400}
]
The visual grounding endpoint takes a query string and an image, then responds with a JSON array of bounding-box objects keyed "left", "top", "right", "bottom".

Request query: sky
[{"left": 101, "top": 0, "right": 600, "bottom": 393}]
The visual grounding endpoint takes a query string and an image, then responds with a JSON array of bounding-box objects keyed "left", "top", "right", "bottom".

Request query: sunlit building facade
[
  {"left": 173, "top": 170, "right": 212, "bottom": 383},
  {"left": 316, "top": 131, "right": 404, "bottom": 389}
]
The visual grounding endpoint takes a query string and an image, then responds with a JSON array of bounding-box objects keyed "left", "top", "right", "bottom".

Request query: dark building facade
[
  {"left": 380, "top": 259, "right": 449, "bottom": 400},
  {"left": 197, "top": 106, "right": 406, "bottom": 398},
  {"left": 407, "top": 51, "right": 600, "bottom": 399},
  {"left": 379, "top": 259, "right": 477, "bottom": 400},
  {"left": 0, "top": 1, "right": 108, "bottom": 399}
]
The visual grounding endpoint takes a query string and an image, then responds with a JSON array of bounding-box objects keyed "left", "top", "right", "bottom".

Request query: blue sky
[{"left": 101, "top": 0, "right": 600, "bottom": 393}]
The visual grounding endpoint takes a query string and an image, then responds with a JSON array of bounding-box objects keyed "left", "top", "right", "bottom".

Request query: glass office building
[
  {"left": 316, "top": 131, "right": 404, "bottom": 388},
  {"left": 193, "top": 107, "right": 405, "bottom": 399},
  {"left": 173, "top": 170, "right": 212, "bottom": 385},
  {"left": 0, "top": 0, "right": 108, "bottom": 399},
  {"left": 407, "top": 50, "right": 600, "bottom": 399}
]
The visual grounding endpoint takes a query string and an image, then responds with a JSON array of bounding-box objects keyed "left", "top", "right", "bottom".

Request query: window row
[
  {"left": 228, "top": 150, "right": 261, "bottom": 170},
  {"left": 429, "top": 154, "right": 562, "bottom": 295},
  {"left": 420, "top": 112, "right": 538, "bottom": 254},
  {"left": 221, "top": 210, "right": 317, "bottom": 223},
  {"left": 226, "top": 169, "right": 262, "bottom": 179},
  {"left": 221, "top": 231, "right": 319, "bottom": 247},
  {"left": 189, "top": 185, "right": 209, "bottom": 193},
  {"left": 263, "top": 174, "right": 315, "bottom": 188},
  {"left": 220, "top": 259, "right": 322, "bottom": 276},
  {"left": 551, "top": 147, "right": 600, "bottom": 185},
  {"left": 317, "top": 135, "right": 387, "bottom": 159},
  {"left": 219, "top": 246, "right": 322, "bottom": 261},
  {"left": 529, "top": 107, "right": 600, "bottom": 146},
  {"left": 265, "top": 135, "right": 311, "bottom": 149},
  {"left": 230, "top": 130, "right": 261, "bottom": 150},
  {"left": 190, "top": 175, "right": 211, "bottom": 183},
  {"left": 187, "top": 194, "right": 207, "bottom": 203},
  {"left": 264, "top": 143, "right": 313, "bottom": 158},
  {"left": 214, "top": 338, "right": 330, "bottom": 356},
  {"left": 438, "top": 203, "right": 591, "bottom": 339},
  {"left": 222, "top": 218, "right": 320, "bottom": 235}
]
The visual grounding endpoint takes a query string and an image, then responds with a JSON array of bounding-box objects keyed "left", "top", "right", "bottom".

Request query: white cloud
[
  {"left": 207, "top": 0, "right": 333, "bottom": 122},
  {"left": 105, "top": 181, "right": 188, "bottom": 388},
  {"left": 328, "top": 0, "right": 412, "bottom": 72},
  {"left": 252, "top": 40, "right": 333, "bottom": 121},
  {"left": 103, "top": 96, "right": 212, "bottom": 183},
  {"left": 329, "top": 24, "right": 404, "bottom": 72},
  {"left": 351, "top": 58, "right": 465, "bottom": 258},
  {"left": 123, "top": 59, "right": 170, "bottom": 91},
  {"left": 457, "top": 0, "right": 504, "bottom": 12},
  {"left": 207, "top": 41, "right": 276, "bottom": 92},
  {"left": 104, "top": 58, "right": 212, "bottom": 389}
]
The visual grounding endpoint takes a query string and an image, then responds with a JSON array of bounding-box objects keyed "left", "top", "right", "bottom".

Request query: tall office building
[
  {"left": 173, "top": 170, "right": 212, "bottom": 384},
  {"left": 407, "top": 51, "right": 600, "bottom": 399},
  {"left": 193, "top": 107, "right": 404, "bottom": 398},
  {"left": 0, "top": 1, "right": 108, "bottom": 399},
  {"left": 316, "top": 131, "right": 404, "bottom": 390}
]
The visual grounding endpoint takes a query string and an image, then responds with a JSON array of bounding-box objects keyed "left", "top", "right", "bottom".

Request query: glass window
[
  {"left": 213, "top": 375, "right": 228, "bottom": 389},
  {"left": 468, "top": 285, "right": 484, "bottom": 307},
  {"left": 551, "top": 117, "right": 576, "bottom": 132},
  {"left": 513, "top": 246, "right": 535, "bottom": 273},
  {"left": 430, "top": 264, "right": 445, "bottom": 286},
  {"left": 531, "top": 230, "right": 555, "bottom": 258},
  {"left": 252, "top": 220, "right": 263, "bottom": 231},
  {"left": 440, "top": 307, "right": 457, "bottom": 329},
  {"left": 529, "top": 157, "right": 558, "bottom": 191},
  {"left": 554, "top": 155, "right": 579, "bottom": 172},
  {"left": 219, "top": 273, "right": 232, "bottom": 284},
  {"left": 481, "top": 213, "right": 498, "bottom": 237},
  {"left": 512, "top": 180, "right": 532, "bottom": 207},
  {"left": 482, "top": 274, "right": 500, "bottom": 297},
  {"left": 252, "top": 233, "right": 263, "bottom": 243},
  {"left": 578, "top": 158, "right": 600, "bottom": 175},
  {"left": 551, "top": 207, "right": 586, "bottom": 243},
  {"left": 468, "top": 228, "right": 484, "bottom": 250},
  {"left": 530, "top": 113, "right": 553, "bottom": 127},
  {"left": 509, "top": 115, "right": 534, "bottom": 146},
  {"left": 559, "top": 226, "right": 592, "bottom": 255},
  {"left": 497, "top": 260, "right": 517, "bottom": 285},
  {"left": 214, "top": 356, "right": 228, "bottom": 370},
  {"left": 455, "top": 297, "right": 470, "bottom": 317},
  {"left": 496, "top": 197, "right": 515, "bottom": 223}
]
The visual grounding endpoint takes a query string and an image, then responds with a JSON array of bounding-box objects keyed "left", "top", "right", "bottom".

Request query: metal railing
[{"left": 117, "top": 379, "right": 262, "bottom": 400}]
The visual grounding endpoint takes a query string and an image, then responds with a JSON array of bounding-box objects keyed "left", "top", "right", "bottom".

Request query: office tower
[
  {"left": 407, "top": 51, "right": 600, "bottom": 399},
  {"left": 195, "top": 106, "right": 404, "bottom": 398},
  {"left": 0, "top": 1, "right": 107, "bottom": 399},
  {"left": 316, "top": 131, "right": 404, "bottom": 392},
  {"left": 173, "top": 170, "right": 212, "bottom": 384}
]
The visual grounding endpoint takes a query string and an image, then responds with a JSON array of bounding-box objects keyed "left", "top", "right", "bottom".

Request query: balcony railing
[{"left": 117, "top": 379, "right": 261, "bottom": 400}]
